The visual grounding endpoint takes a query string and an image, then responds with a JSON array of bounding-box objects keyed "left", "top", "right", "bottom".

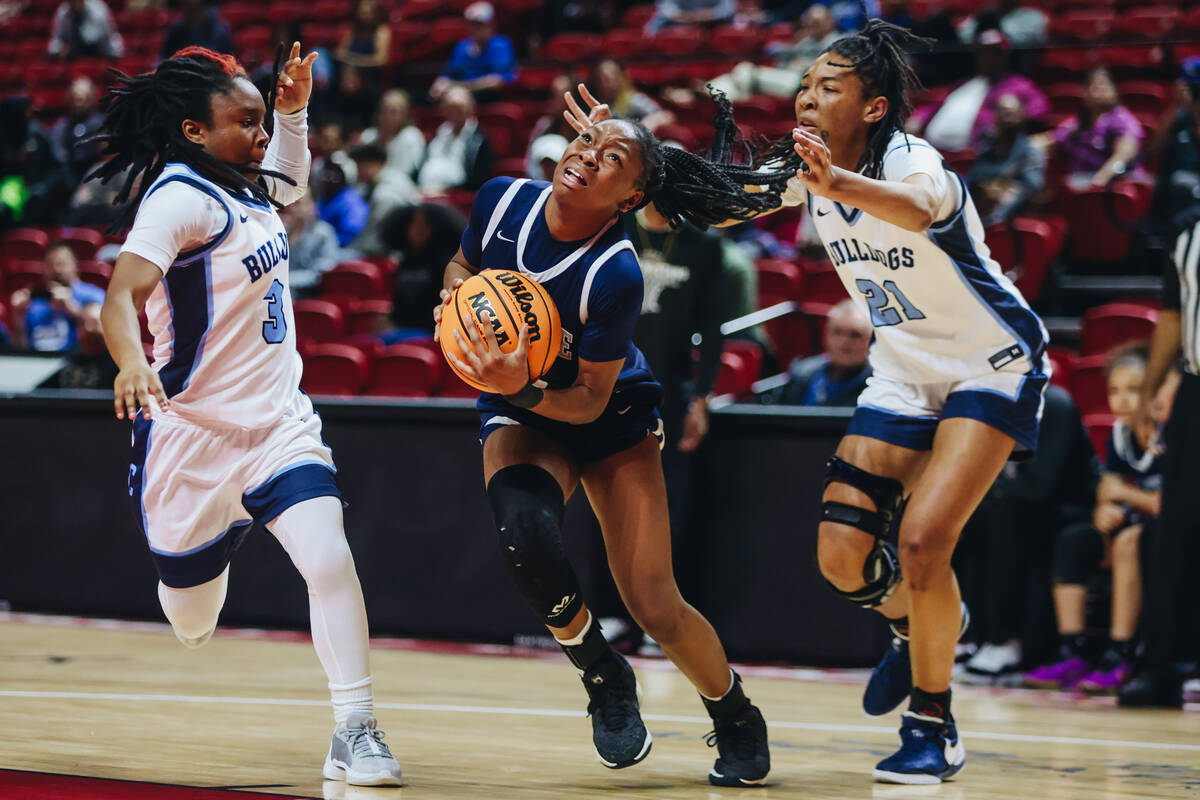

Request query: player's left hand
[
  {"left": 677, "top": 397, "right": 709, "bottom": 453},
  {"left": 448, "top": 311, "right": 530, "bottom": 395},
  {"left": 792, "top": 127, "right": 838, "bottom": 197},
  {"left": 274, "top": 41, "right": 319, "bottom": 116},
  {"left": 563, "top": 83, "right": 611, "bottom": 135}
]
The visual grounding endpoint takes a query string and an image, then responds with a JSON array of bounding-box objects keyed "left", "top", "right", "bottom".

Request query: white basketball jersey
[
  {"left": 132, "top": 164, "right": 301, "bottom": 429},
  {"left": 799, "top": 132, "right": 1048, "bottom": 384}
]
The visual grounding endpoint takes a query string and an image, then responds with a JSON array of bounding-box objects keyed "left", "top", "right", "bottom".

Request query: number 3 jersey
[
  {"left": 785, "top": 130, "right": 1048, "bottom": 384},
  {"left": 119, "top": 112, "right": 312, "bottom": 430}
]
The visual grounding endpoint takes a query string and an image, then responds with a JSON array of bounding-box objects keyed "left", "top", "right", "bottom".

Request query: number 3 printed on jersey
[
  {"left": 262, "top": 278, "right": 287, "bottom": 344},
  {"left": 855, "top": 278, "right": 925, "bottom": 327}
]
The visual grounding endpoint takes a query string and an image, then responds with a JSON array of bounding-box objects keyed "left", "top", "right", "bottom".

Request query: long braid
[
  {"left": 86, "top": 46, "right": 295, "bottom": 233},
  {"left": 759, "top": 18, "right": 933, "bottom": 179}
]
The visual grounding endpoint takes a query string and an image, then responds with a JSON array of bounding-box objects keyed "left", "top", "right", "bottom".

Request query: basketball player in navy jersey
[{"left": 431, "top": 95, "right": 785, "bottom": 786}]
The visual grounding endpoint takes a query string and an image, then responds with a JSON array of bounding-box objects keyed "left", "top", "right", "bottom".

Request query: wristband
[{"left": 506, "top": 382, "right": 544, "bottom": 409}]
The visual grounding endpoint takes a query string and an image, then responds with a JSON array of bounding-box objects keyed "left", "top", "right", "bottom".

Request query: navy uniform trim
[
  {"left": 151, "top": 519, "right": 254, "bottom": 589},
  {"left": 847, "top": 405, "right": 938, "bottom": 450},
  {"left": 243, "top": 462, "right": 340, "bottom": 526}
]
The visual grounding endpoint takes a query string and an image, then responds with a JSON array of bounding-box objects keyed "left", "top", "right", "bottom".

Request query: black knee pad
[
  {"left": 487, "top": 464, "right": 583, "bottom": 627},
  {"left": 1053, "top": 522, "right": 1105, "bottom": 585},
  {"left": 820, "top": 456, "right": 906, "bottom": 608}
]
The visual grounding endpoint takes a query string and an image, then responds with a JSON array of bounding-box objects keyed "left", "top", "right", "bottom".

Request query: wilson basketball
[{"left": 440, "top": 270, "right": 562, "bottom": 393}]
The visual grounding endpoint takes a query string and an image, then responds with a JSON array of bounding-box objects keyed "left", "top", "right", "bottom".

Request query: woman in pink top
[{"left": 1038, "top": 67, "right": 1146, "bottom": 187}]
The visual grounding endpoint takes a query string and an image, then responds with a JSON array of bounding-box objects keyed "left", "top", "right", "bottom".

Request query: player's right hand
[
  {"left": 433, "top": 278, "right": 464, "bottom": 342},
  {"left": 563, "top": 83, "right": 610, "bottom": 135},
  {"left": 113, "top": 362, "right": 169, "bottom": 421}
]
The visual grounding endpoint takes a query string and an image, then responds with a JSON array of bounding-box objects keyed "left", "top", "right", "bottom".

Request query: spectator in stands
[
  {"left": 522, "top": 75, "right": 581, "bottom": 177},
  {"left": 53, "top": 308, "right": 118, "bottom": 389},
  {"left": 280, "top": 192, "right": 341, "bottom": 297},
  {"left": 967, "top": 93, "right": 1045, "bottom": 227},
  {"left": 47, "top": 0, "right": 123, "bottom": 59},
  {"left": 50, "top": 77, "right": 105, "bottom": 185},
  {"left": 347, "top": 142, "right": 419, "bottom": 255},
  {"left": 955, "top": 383, "right": 1097, "bottom": 682},
  {"left": 360, "top": 89, "right": 426, "bottom": 182},
  {"left": 9, "top": 242, "right": 104, "bottom": 352},
  {"left": 1148, "top": 59, "right": 1200, "bottom": 227},
  {"left": 315, "top": 159, "right": 369, "bottom": 247},
  {"left": 761, "top": 300, "right": 872, "bottom": 406},
  {"left": 377, "top": 202, "right": 466, "bottom": 334},
  {"left": 329, "top": 64, "right": 380, "bottom": 135},
  {"left": 646, "top": 0, "right": 736, "bottom": 33},
  {"left": 335, "top": 0, "right": 390, "bottom": 71},
  {"left": 910, "top": 29, "right": 1048, "bottom": 151},
  {"left": 590, "top": 59, "right": 672, "bottom": 132},
  {"left": 65, "top": 153, "right": 133, "bottom": 228},
  {"left": 1035, "top": 67, "right": 1146, "bottom": 189},
  {"left": 0, "top": 96, "right": 72, "bottom": 227},
  {"left": 1023, "top": 347, "right": 1168, "bottom": 694},
  {"left": 416, "top": 86, "right": 493, "bottom": 194},
  {"left": 429, "top": 2, "right": 517, "bottom": 103},
  {"left": 160, "top": 0, "right": 233, "bottom": 59},
  {"left": 527, "top": 133, "right": 567, "bottom": 181},
  {"left": 958, "top": 0, "right": 1047, "bottom": 47}
]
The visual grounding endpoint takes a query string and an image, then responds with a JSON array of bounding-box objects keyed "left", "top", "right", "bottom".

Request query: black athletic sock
[
  {"left": 1106, "top": 639, "right": 1137, "bottom": 665},
  {"left": 701, "top": 671, "right": 751, "bottom": 720},
  {"left": 908, "top": 687, "right": 952, "bottom": 722},
  {"left": 561, "top": 619, "right": 614, "bottom": 672},
  {"left": 1059, "top": 633, "right": 1089, "bottom": 661}
]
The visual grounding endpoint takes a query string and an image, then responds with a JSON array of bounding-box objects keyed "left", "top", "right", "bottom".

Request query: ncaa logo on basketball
[
  {"left": 494, "top": 272, "right": 544, "bottom": 344},
  {"left": 468, "top": 291, "right": 511, "bottom": 346}
]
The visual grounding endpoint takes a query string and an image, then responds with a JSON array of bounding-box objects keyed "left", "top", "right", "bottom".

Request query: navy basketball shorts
[
  {"left": 128, "top": 392, "right": 340, "bottom": 588},
  {"left": 479, "top": 394, "right": 664, "bottom": 465},
  {"left": 847, "top": 369, "right": 1049, "bottom": 456}
]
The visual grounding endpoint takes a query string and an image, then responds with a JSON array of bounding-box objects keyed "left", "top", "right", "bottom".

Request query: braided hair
[
  {"left": 87, "top": 46, "right": 294, "bottom": 233},
  {"left": 617, "top": 90, "right": 797, "bottom": 229},
  {"left": 759, "top": 18, "right": 933, "bottom": 180}
]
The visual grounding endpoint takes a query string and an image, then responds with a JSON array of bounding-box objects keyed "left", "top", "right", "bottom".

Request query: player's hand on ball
[
  {"left": 446, "top": 311, "right": 531, "bottom": 395},
  {"left": 792, "top": 127, "right": 836, "bottom": 196},
  {"left": 563, "top": 83, "right": 611, "bottom": 135},
  {"left": 274, "top": 41, "right": 319, "bottom": 115},
  {"left": 113, "top": 362, "right": 169, "bottom": 421},
  {"left": 432, "top": 278, "right": 464, "bottom": 342}
]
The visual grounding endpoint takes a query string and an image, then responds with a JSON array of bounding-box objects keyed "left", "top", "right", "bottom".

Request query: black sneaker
[
  {"left": 582, "top": 652, "right": 652, "bottom": 768},
  {"left": 705, "top": 703, "right": 770, "bottom": 787}
]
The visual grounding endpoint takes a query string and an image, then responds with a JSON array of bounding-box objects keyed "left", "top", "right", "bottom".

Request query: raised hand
[
  {"left": 791, "top": 127, "right": 837, "bottom": 197},
  {"left": 446, "top": 311, "right": 530, "bottom": 395},
  {"left": 274, "top": 41, "right": 319, "bottom": 115},
  {"left": 563, "top": 83, "right": 611, "bottom": 135}
]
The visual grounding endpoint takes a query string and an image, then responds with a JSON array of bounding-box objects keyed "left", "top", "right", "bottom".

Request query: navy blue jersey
[
  {"left": 1104, "top": 420, "right": 1162, "bottom": 493},
  {"left": 461, "top": 177, "right": 661, "bottom": 409}
]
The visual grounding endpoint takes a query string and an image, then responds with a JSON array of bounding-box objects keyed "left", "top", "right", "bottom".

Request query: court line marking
[{"left": 3, "top": 690, "right": 1198, "bottom": 753}]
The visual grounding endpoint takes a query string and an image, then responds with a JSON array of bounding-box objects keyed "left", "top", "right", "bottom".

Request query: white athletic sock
[
  {"left": 700, "top": 668, "right": 736, "bottom": 702},
  {"left": 553, "top": 610, "right": 593, "bottom": 646},
  {"left": 268, "top": 496, "right": 374, "bottom": 725}
]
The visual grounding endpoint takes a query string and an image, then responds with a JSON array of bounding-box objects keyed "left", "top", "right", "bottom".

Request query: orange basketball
[{"left": 439, "top": 269, "right": 562, "bottom": 393}]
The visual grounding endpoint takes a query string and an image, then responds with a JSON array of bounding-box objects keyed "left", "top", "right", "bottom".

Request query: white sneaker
[
  {"left": 964, "top": 641, "right": 1021, "bottom": 679},
  {"left": 323, "top": 712, "right": 403, "bottom": 786}
]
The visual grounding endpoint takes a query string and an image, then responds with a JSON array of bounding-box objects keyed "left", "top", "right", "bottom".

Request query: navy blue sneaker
[
  {"left": 582, "top": 652, "right": 652, "bottom": 769},
  {"left": 862, "top": 604, "right": 970, "bottom": 716},
  {"left": 873, "top": 712, "right": 966, "bottom": 784}
]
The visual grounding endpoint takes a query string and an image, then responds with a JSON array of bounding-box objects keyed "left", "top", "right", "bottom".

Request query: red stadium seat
[
  {"left": 301, "top": 343, "right": 369, "bottom": 396},
  {"left": 119, "top": 7, "right": 167, "bottom": 32},
  {"left": 1044, "top": 82, "right": 1086, "bottom": 116},
  {"left": 5, "top": 261, "right": 45, "bottom": 295},
  {"left": 2, "top": 228, "right": 50, "bottom": 262},
  {"left": 798, "top": 263, "right": 847, "bottom": 304},
  {"left": 541, "top": 32, "right": 602, "bottom": 63},
  {"left": 599, "top": 28, "right": 648, "bottom": 59},
  {"left": 1080, "top": 303, "right": 1158, "bottom": 355},
  {"left": 1116, "top": 81, "right": 1169, "bottom": 116},
  {"left": 708, "top": 25, "right": 768, "bottom": 55},
  {"left": 493, "top": 157, "right": 528, "bottom": 178},
  {"left": 651, "top": 27, "right": 702, "bottom": 57},
  {"left": 345, "top": 299, "right": 394, "bottom": 336},
  {"left": 650, "top": 123, "right": 698, "bottom": 151},
  {"left": 321, "top": 261, "right": 386, "bottom": 299},
  {"left": 713, "top": 349, "right": 753, "bottom": 397},
  {"left": 1099, "top": 45, "right": 1164, "bottom": 80},
  {"left": 1070, "top": 354, "right": 1110, "bottom": 415},
  {"left": 1049, "top": 10, "right": 1115, "bottom": 40},
  {"left": 55, "top": 228, "right": 104, "bottom": 261},
  {"left": 755, "top": 258, "right": 803, "bottom": 301},
  {"left": 722, "top": 339, "right": 764, "bottom": 387},
  {"left": 477, "top": 102, "right": 527, "bottom": 158},
  {"left": 984, "top": 217, "right": 1062, "bottom": 303},
  {"left": 293, "top": 299, "right": 345, "bottom": 342},
  {"left": 1059, "top": 184, "right": 1151, "bottom": 264},
  {"left": 1112, "top": 7, "right": 1179, "bottom": 40},
  {"left": 1183, "top": 7, "right": 1200, "bottom": 35},
  {"left": 620, "top": 4, "right": 656, "bottom": 30},
  {"left": 1045, "top": 345, "right": 1074, "bottom": 389},
  {"left": 366, "top": 344, "right": 442, "bottom": 397},
  {"left": 77, "top": 260, "right": 113, "bottom": 290},
  {"left": 941, "top": 147, "right": 975, "bottom": 177},
  {"left": 1082, "top": 412, "right": 1116, "bottom": 457}
]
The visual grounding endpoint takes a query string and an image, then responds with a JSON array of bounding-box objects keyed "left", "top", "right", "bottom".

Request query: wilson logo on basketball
[
  {"left": 494, "top": 272, "right": 544, "bottom": 343},
  {"left": 467, "top": 291, "right": 511, "bottom": 347}
]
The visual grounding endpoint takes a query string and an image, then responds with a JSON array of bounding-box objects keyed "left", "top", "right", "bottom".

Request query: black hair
[
  {"left": 614, "top": 92, "right": 796, "bottom": 229},
  {"left": 760, "top": 18, "right": 933, "bottom": 180},
  {"left": 86, "top": 46, "right": 294, "bottom": 234}
]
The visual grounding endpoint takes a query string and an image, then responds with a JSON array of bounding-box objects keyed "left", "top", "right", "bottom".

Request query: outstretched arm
[{"left": 262, "top": 42, "right": 319, "bottom": 205}]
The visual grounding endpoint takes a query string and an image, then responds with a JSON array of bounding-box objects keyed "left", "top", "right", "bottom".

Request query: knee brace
[
  {"left": 1053, "top": 522, "right": 1105, "bottom": 585},
  {"left": 487, "top": 464, "right": 584, "bottom": 627},
  {"left": 820, "top": 456, "right": 906, "bottom": 608}
]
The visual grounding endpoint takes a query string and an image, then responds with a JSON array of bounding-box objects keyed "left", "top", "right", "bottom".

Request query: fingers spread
[{"left": 578, "top": 83, "right": 599, "bottom": 108}]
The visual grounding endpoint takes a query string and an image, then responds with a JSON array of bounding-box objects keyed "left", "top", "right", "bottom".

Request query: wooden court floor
[{"left": 1, "top": 614, "right": 1197, "bottom": 800}]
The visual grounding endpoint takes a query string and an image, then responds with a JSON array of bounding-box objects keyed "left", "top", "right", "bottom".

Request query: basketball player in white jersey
[
  {"left": 95, "top": 44, "right": 402, "bottom": 786},
  {"left": 567, "top": 18, "right": 1049, "bottom": 785}
]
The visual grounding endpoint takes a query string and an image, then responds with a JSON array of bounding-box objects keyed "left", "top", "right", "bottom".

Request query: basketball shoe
[
  {"left": 702, "top": 674, "right": 770, "bottom": 788},
  {"left": 873, "top": 712, "right": 965, "bottom": 784},
  {"left": 582, "top": 652, "right": 652, "bottom": 768},
  {"left": 863, "top": 603, "right": 970, "bottom": 716},
  {"left": 322, "top": 712, "right": 403, "bottom": 786}
]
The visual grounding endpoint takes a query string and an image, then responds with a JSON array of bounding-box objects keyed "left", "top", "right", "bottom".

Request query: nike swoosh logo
[
  {"left": 617, "top": 405, "right": 632, "bottom": 415},
  {"left": 239, "top": 214, "right": 249, "bottom": 223},
  {"left": 816, "top": 208, "right": 830, "bottom": 217},
  {"left": 944, "top": 738, "right": 965, "bottom": 766},
  {"left": 497, "top": 231, "right": 515, "bottom": 242}
]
